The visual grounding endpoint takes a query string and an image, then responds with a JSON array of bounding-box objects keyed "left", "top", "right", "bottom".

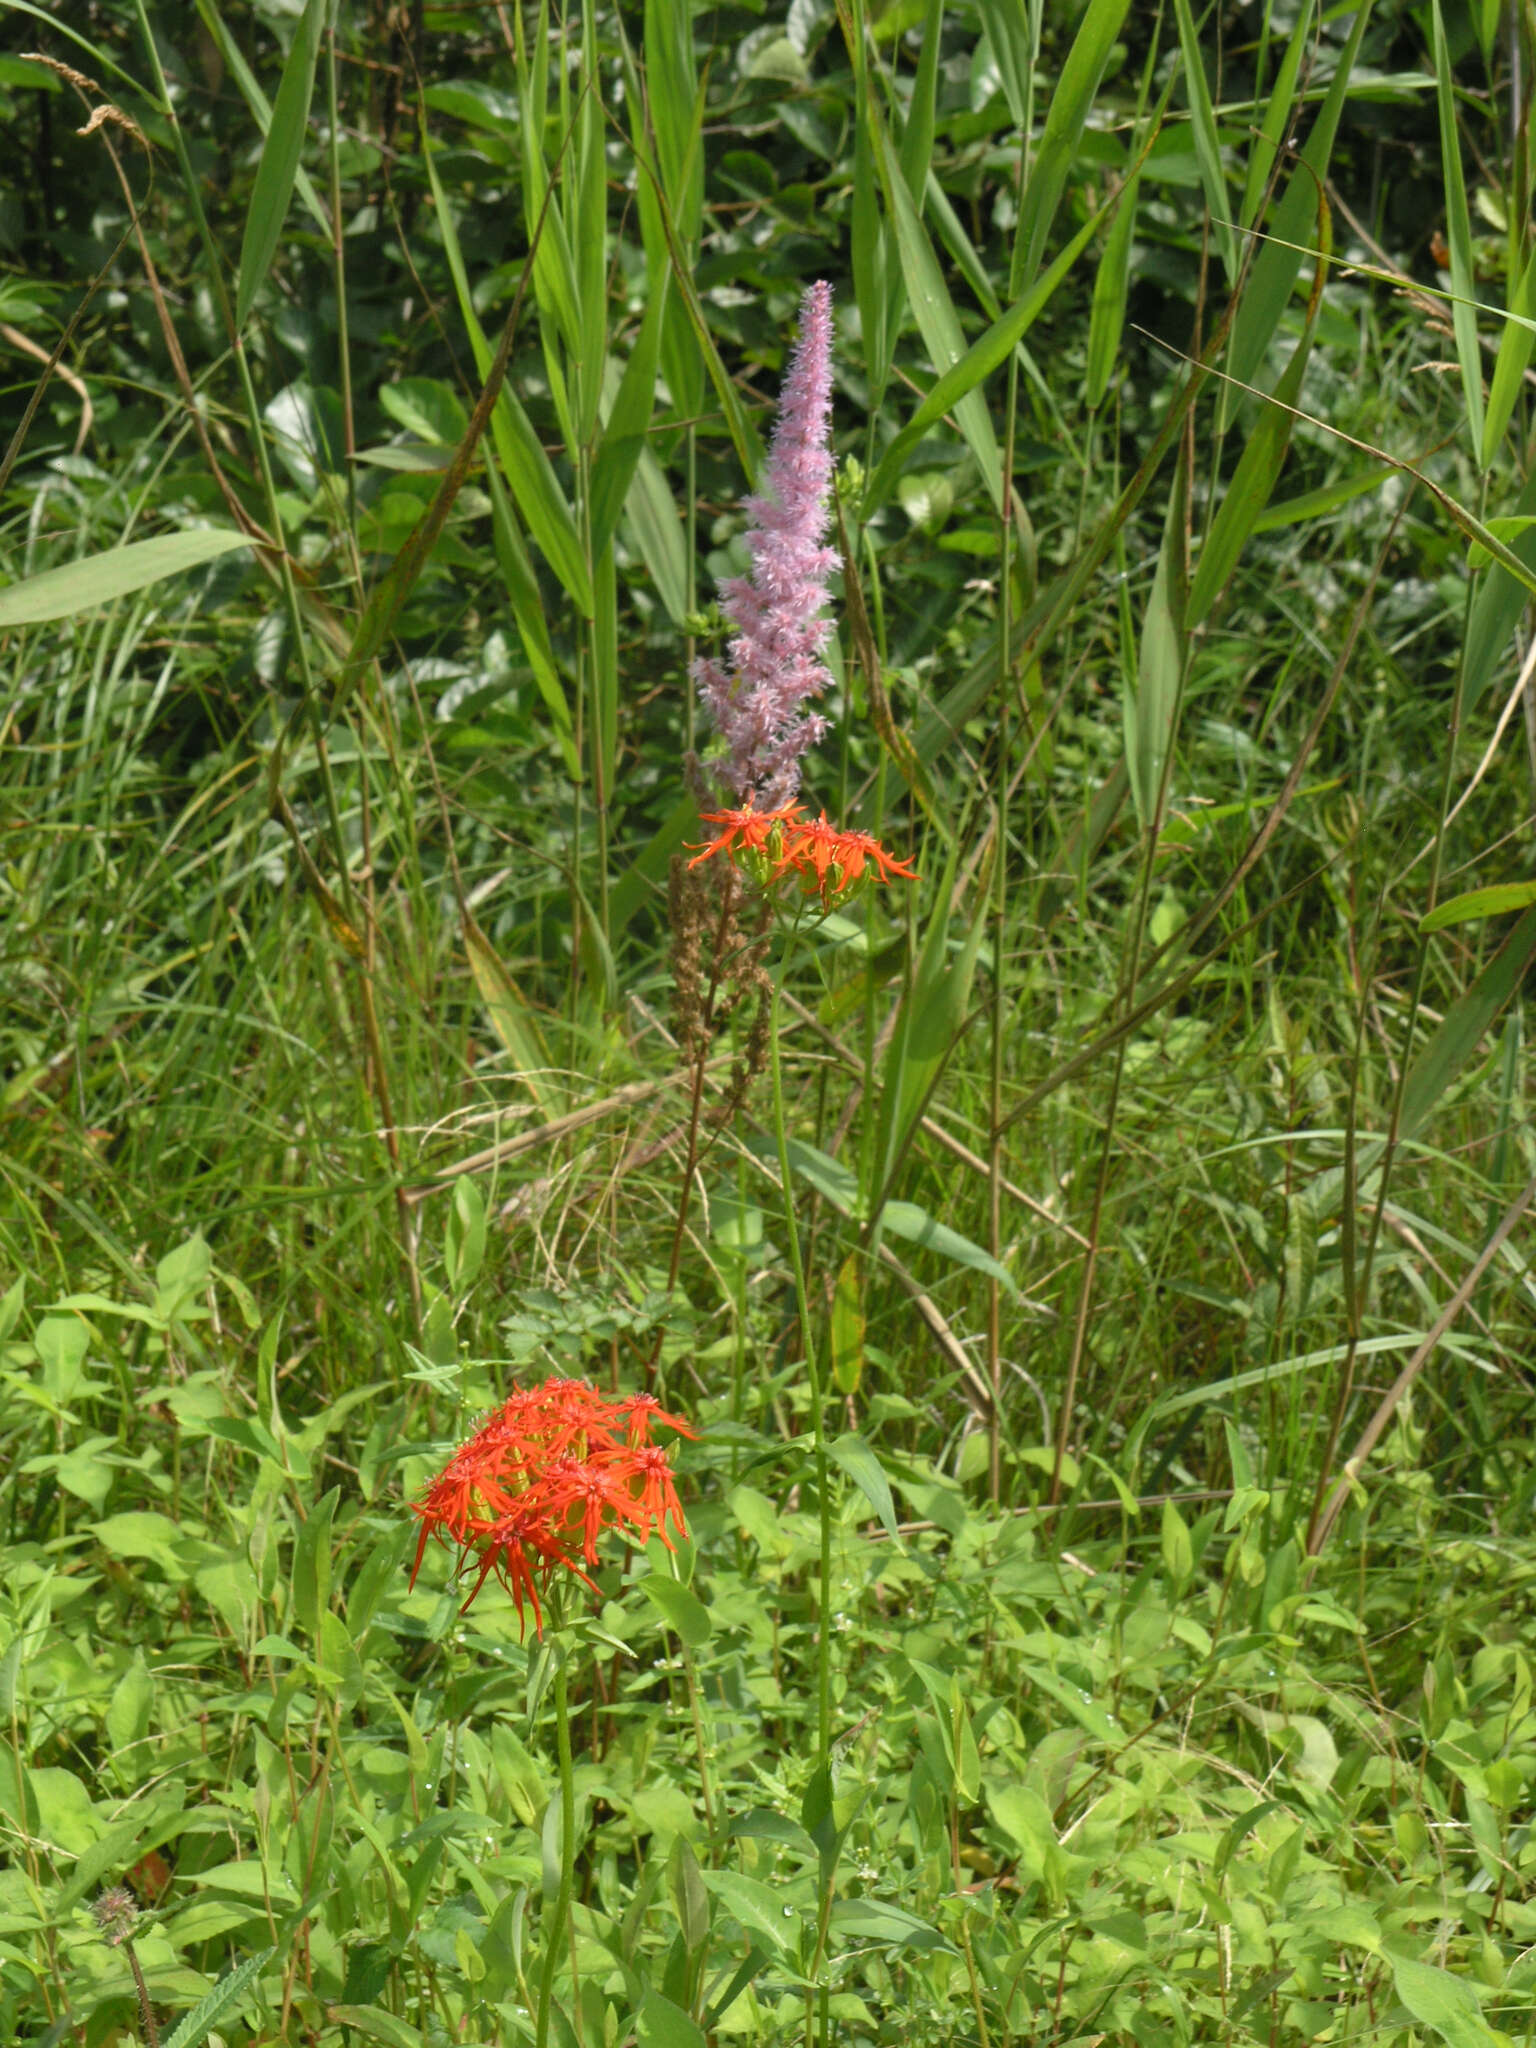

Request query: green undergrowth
[{"left": 4, "top": 0, "right": 1536, "bottom": 2042}]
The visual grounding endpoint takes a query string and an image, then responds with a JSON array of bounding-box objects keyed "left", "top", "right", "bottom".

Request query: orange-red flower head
[
  {"left": 687, "top": 800, "right": 917, "bottom": 910},
  {"left": 408, "top": 1377, "right": 694, "bottom": 1633}
]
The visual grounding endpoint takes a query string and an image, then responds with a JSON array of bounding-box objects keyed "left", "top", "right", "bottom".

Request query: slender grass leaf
[
  {"left": 1421, "top": 881, "right": 1536, "bottom": 933},
  {"left": 1480, "top": 239, "right": 1536, "bottom": 463},
  {"left": 1014, "top": 0, "right": 1130, "bottom": 294},
  {"left": 483, "top": 461, "right": 576, "bottom": 776},
  {"left": 830, "top": 1432, "right": 900, "bottom": 1542},
  {"left": 0, "top": 532, "right": 252, "bottom": 628},
  {"left": 1172, "top": 0, "right": 1236, "bottom": 283},
  {"left": 422, "top": 138, "right": 592, "bottom": 614},
  {"left": 1124, "top": 453, "right": 1188, "bottom": 827},
  {"left": 1463, "top": 467, "right": 1536, "bottom": 717},
  {"left": 1189, "top": 320, "right": 1317, "bottom": 626},
  {"left": 235, "top": 0, "right": 325, "bottom": 330},
  {"left": 162, "top": 1947, "right": 276, "bottom": 2048},
  {"left": 865, "top": 200, "right": 1103, "bottom": 518},
  {"left": 1401, "top": 904, "right": 1536, "bottom": 1137},
  {"left": 1430, "top": 0, "right": 1486, "bottom": 459},
  {"left": 878, "top": 1200, "right": 1019, "bottom": 1294},
  {"left": 973, "top": 0, "right": 1033, "bottom": 128},
  {"left": 1239, "top": 1, "right": 1312, "bottom": 234},
  {"left": 624, "top": 446, "right": 689, "bottom": 627},
  {"left": 1087, "top": 170, "right": 1140, "bottom": 408},
  {"left": 193, "top": 0, "right": 327, "bottom": 230},
  {"left": 878, "top": 127, "right": 1002, "bottom": 510},
  {"left": 1226, "top": 2, "right": 1372, "bottom": 405},
  {"left": 464, "top": 917, "right": 556, "bottom": 1113}
]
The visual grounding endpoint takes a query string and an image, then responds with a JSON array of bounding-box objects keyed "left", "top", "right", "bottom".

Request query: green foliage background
[{"left": 2, "top": 0, "right": 1536, "bottom": 2043}]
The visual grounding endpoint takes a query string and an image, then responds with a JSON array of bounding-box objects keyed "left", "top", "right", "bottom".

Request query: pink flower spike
[{"left": 694, "top": 281, "right": 837, "bottom": 808}]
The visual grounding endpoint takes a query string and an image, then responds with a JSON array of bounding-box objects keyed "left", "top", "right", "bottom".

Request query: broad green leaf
[
  {"left": 163, "top": 1948, "right": 277, "bottom": 2048},
  {"left": 829, "top": 1898, "right": 951, "bottom": 1951},
  {"left": 325, "top": 2009, "right": 424, "bottom": 2048},
  {"left": 639, "top": 1574, "right": 713, "bottom": 1647},
  {"left": 636, "top": 1991, "right": 707, "bottom": 2048},
  {"left": 1392, "top": 1956, "right": 1500, "bottom": 2048},
  {"left": 235, "top": 0, "right": 326, "bottom": 329},
  {"left": 291, "top": 1485, "right": 339, "bottom": 1640},
  {"left": 445, "top": 1177, "right": 486, "bottom": 1296},
  {"left": 0, "top": 532, "right": 252, "bottom": 628},
  {"left": 91, "top": 1513, "right": 193, "bottom": 1579},
  {"left": 702, "top": 1868, "right": 795, "bottom": 1956},
  {"left": 829, "top": 1432, "right": 900, "bottom": 1543},
  {"left": 830, "top": 1255, "right": 865, "bottom": 1396},
  {"left": 1421, "top": 881, "right": 1536, "bottom": 933}
]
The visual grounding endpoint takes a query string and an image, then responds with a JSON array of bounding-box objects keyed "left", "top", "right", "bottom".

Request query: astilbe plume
[
  {"left": 694, "top": 280, "right": 837, "bottom": 807},
  {"left": 409, "top": 1379, "right": 694, "bottom": 1633}
]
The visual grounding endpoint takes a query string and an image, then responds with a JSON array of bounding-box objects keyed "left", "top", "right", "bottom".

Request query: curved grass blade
[{"left": 0, "top": 531, "right": 251, "bottom": 628}]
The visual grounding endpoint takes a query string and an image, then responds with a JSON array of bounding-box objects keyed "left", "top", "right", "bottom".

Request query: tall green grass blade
[
  {"left": 1401, "top": 906, "right": 1536, "bottom": 1140},
  {"left": 972, "top": 0, "right": 1033, "bottom": 129},
  {"left": 1430, "top": 0, "right": 1487, "bottom": 460},
  {"left": 898, "top": 0, "right": 945, "bottom": 196},
  {"left": 1226, "top": 2, "right": 1372, "bottom": 401},
  {"left": 878, "top": 128, "right": 1002, "bottom": 511},
  {"left": 235, "top": 0, "right": 325, "bottom": 330},
  {"left": 484, "top": 461, "right": 577, "bottom": 778},
  {"left": 1480, "top": 242, "right": 1536, "bottom": 464},
  {"left": 1086, "top": 170, "right": 1140, "bottom": 408},
  {"left": 624, "top": 447, "right": 689, "bottom": 628},
  {"left": 865, "top": 203, "right": 1101, "bottom": 518},
  {"left": 1463, "top": 469, "right": 1536, "bottom": 718},
  {"left": 0, "top": 532, "right": 251, "bottom": 627},
  {"left": 591, "top": 297, "right": 668, "bottom": 558},
  {"left": 1172, "top": 0, "right": 1236, "bottom": 283},
  {"left": 1239, "top": 0, "right": 1313, "bottom": 233},
  {"left": 1124, "top": 455, "right": 1188, "bottom": 828},
  {"left": 1014, "top": 0, "right": 1131, "bottom": 294},
  {"left": 1189, "top": 250, "right": 1323, "bottom": 625},
  {"left": 422, "top": 138, "right": 592, "bottom": 614},
  {"left": 573, "top": 14, "right": 608, "bottom": 445},
  {"left": 194, "top": 0, "right": 328, "bottom": 231}
]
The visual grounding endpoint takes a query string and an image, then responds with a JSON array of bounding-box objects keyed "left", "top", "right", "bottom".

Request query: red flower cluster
[
  {"left": 408, "top": 1379, "right": 694, "bottom": 1632},
  {"left": 688, "top": 800, "right": 918, "bottom": 908}
]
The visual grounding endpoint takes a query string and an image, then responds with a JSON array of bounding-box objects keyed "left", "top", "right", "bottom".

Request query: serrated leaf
[{"left": 162, "top": 1946, "right": 276, "bottom": 2048}]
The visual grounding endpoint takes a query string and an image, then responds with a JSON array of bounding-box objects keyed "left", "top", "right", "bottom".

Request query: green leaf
[
  {"left": 163, "top": 1947, "right": 276, "bottom": 2048},
  {"left": 291, "top": 1486, "right": 339, "bottom": 1640},
  {"left": 1014, "top": 0, "right": 1131, "bottom": 294},
  {"left": 639, "top": 1574, "right": 713, "bottom": 1647},
  {"left": 91, "top": 1513, "right": 193, "bottom": 1579},
  {"left": 877, "top": 1200, "right": 1019, "bottom": 1293},
  {"left": 829, "top": 1897, "right": 951, "bottom": 1951},
  {"left": 235, "top": 0, "right": 326, "bottom": 329},
  {"left": 635, "top": 1989, "right": 707, "bottom": 2048},
  {"left": 1402, "top": 905, "right": 1536, "bottom": 1136},
  {"left": 829, "top": 1432, "right": 900, "bottom": 1543},
  {"left": 1430, "top": 0, "right": 1486, "bottom": 460},
  {"left": 702, "top": 1868, "right": 795, "bottom": 1957},
  {"left": 1392, "top": 1956, "right": 1501, "bottom": 2048},
  {"left": 324, "top": 2008, "right": 424, "bottom": 2048},
  {"left": 445, "top": 1177, "right": 486, "bottom": 1296},
  {"left": 1421, "top": 881, "right": 1536, "bottom": 933},
  {"left": 1172, "top": 0, "right": 1236, "bottom": 284},
  {"left": 0, "top": 533, "right": 253, "bottom": 628}
]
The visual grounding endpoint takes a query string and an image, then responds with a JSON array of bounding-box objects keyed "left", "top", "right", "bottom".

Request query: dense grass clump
[{"left": 2, "top": 1, "right": 1535, "bottom": 2043}]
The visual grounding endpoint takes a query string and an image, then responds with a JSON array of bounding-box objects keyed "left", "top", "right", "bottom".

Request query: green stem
[
  {"left": 767, "top": 932, "right": 833, "bottom": 1762},
  {"left": 535, "top": 1649, "right": 576, "bottom": 2048}
]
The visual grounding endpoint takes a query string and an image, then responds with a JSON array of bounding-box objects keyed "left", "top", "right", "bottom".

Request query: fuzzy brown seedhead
[{"left": 666, "top": 851, "right": 771, "bottom": 1124}]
